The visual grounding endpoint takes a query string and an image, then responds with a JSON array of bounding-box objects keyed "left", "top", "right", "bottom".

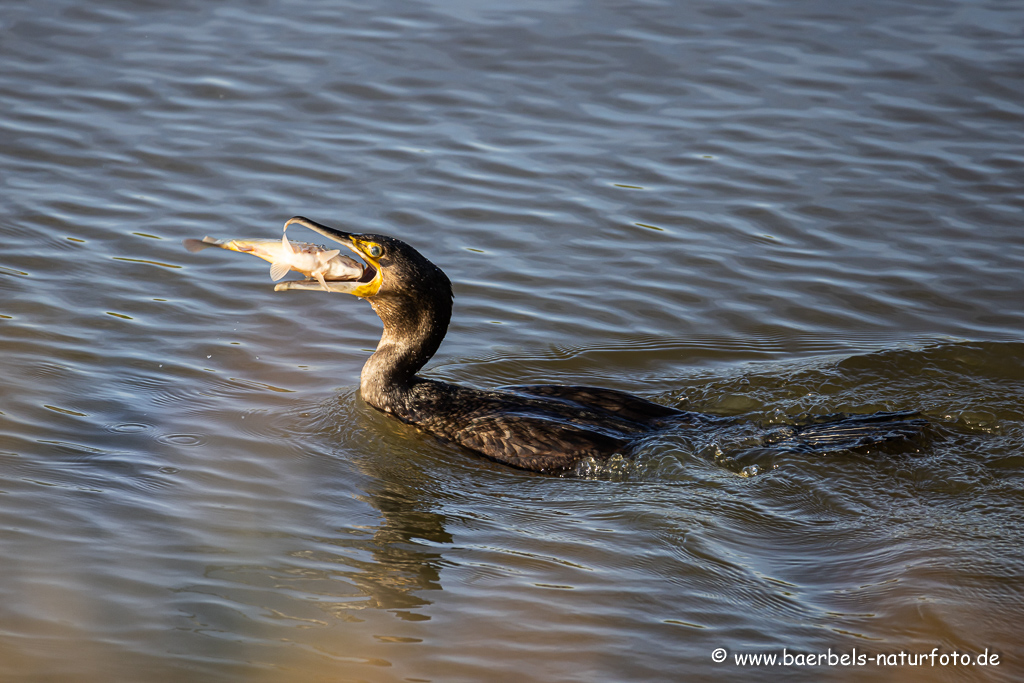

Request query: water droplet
[{"left": 740, "top": 464, "right": 762, "bottom": 478}]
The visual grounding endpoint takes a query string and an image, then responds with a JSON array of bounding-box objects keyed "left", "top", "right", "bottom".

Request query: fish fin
[
  {"left": 315, "top": 271, "right": 330, "bottom": 291},
  {"left": 183, "top": 237, "right": 217, "bottom": 253},
  {"left": 280, "top": 233, "right": 294, "bottom": 255},
  {"left": 319, "top": 249, "right": 341, "bottom": 263},
  {"left": 269, "top": 262, "right": 291, "bottom": 281}
]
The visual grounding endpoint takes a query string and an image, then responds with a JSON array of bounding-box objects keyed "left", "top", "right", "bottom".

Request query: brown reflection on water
[{"left": 334, "top": 483, "right": 450, "bottom": 615}]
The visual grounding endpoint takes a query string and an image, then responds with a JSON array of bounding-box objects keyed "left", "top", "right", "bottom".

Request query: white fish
[{"left": 183, "top": 235, "right": 363, "bottom": 291}]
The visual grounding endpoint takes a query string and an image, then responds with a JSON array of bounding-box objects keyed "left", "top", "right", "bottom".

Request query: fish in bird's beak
[
  {"left": 272, "top": 216, "right": 383, "bottom": 297},
  {"left": 183, "top": 232, "right": 363, "bottom": 291}
]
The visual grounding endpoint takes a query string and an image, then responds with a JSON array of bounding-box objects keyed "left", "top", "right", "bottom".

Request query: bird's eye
[{"left": 368, "top": 244, "right": 382, "bottom": 258}]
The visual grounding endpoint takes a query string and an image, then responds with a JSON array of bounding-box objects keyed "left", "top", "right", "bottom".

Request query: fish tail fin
[{"left": 183, "top": 237, "right": 220, "bottom": 253}]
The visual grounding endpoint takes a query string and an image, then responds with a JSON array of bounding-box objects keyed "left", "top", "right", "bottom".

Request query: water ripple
[{"left": 2, "top": 0, "right": 1024, "bottom": 680}]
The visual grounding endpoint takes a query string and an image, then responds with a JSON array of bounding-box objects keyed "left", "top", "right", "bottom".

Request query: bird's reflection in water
[
  {"left": 335, "top": 482, "right": 451, "bottom": 618},
  {"left": 294, "top": 398, "right": 456, "bottom": 621},
  {"left": 182, "top": 405, "right": 454, "bottom": 653}
]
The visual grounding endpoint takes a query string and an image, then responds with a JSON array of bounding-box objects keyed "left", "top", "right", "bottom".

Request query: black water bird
[{"left": 274, "top": 216, "right": 924, "bottom": 474}]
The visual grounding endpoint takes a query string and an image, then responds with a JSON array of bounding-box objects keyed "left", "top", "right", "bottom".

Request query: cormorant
[{"left": 273, "top": 216, "right": 924, "bottom": 474}]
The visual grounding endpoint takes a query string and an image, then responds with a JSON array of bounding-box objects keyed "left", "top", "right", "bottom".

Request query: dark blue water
[{"left": 1, "top": 0, "right": 1023, "bottom": 680}]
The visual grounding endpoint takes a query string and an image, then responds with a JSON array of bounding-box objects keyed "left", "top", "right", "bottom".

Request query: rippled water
[{"left": 2, "top": 0, "right": 1023, "bottom": 680}]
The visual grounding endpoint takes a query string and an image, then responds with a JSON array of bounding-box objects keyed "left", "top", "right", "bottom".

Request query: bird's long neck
[{"left": 359, "top": 289, "right": 452, "bottom": 412}]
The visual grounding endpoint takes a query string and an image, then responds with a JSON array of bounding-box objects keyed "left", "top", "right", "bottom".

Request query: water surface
[{"left": 1, "top": 0, "right": 1023, "bottom": 681}]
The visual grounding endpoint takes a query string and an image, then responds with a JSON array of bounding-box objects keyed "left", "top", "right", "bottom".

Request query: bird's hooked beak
[{"left": 273, "top": 216, "right": 382, "bottom": 296}]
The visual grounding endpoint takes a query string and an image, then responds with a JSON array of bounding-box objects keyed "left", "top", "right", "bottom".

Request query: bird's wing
[
  {"left": 451, "top": 412, "right": 630, "bottom": 474},
  {"left": 505, "top": 384, "right": 688, "bottom": 426}
]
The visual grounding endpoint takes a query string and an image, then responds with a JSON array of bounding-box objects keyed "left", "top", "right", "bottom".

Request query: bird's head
[{"left": 273, "top": 216, "right": 451, "bottom": 304}]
